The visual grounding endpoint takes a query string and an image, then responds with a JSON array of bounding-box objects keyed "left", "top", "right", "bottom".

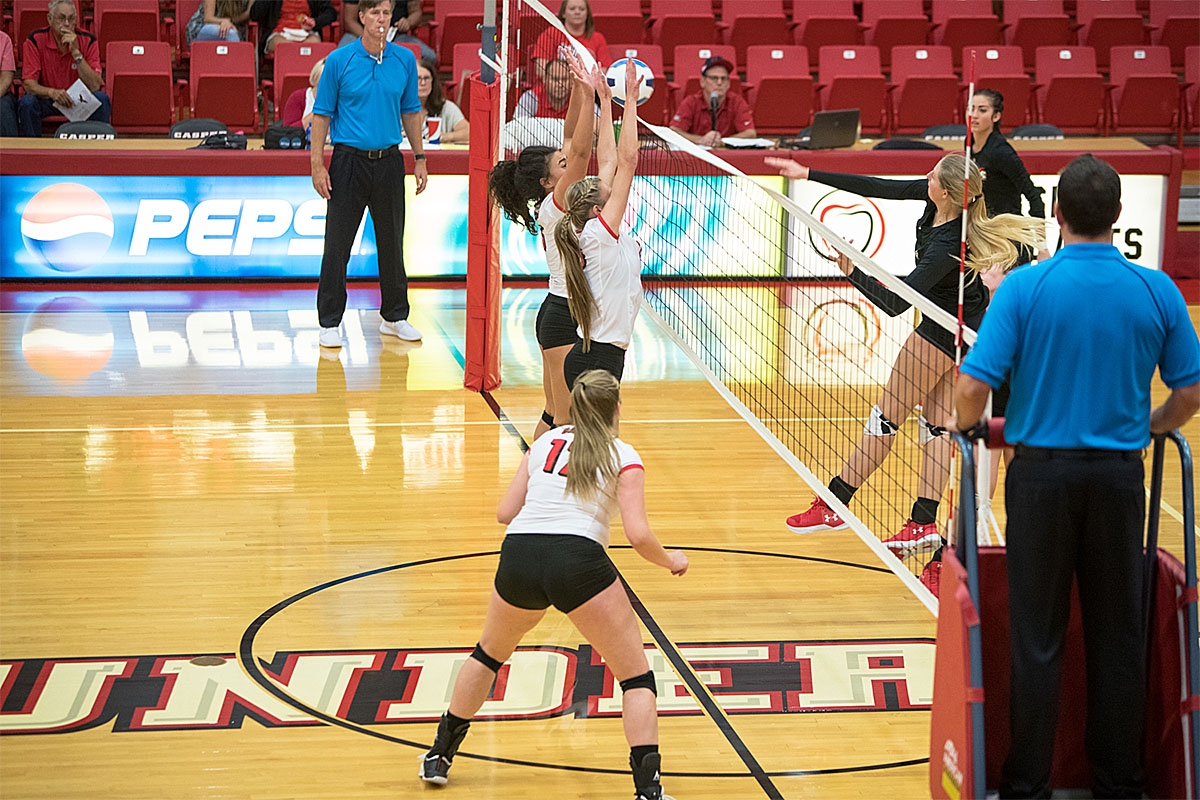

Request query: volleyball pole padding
[{"left": 464, "top": 73, "right": 502, "bottom": 392}]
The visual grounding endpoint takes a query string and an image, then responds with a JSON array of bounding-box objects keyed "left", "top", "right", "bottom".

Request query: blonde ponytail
[
  {"left": 556, "top": 177, "right": 602, "bottom": 351},
  {"left": 936, "top": 154, "right": 1045, "bottom": 274},
  {"left": 564, "top": 369, "right": 620, "bottom": 502}
]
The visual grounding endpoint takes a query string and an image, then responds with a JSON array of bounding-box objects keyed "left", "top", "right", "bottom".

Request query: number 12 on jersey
[{"left": 543, "top": 438, "right": 570, "bottom": 477}]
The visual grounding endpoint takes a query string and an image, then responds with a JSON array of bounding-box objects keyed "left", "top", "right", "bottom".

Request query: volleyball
[{"left": 606, "top": 58, "right": 654, "bottom": 107}]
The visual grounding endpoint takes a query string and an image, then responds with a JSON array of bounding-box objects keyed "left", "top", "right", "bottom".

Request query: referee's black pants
[
  {"left": 317, "top": 146, "right": 410, "bottom": 329},
  {"left": 1000, "top": 448, "right": 1146, "bottom": 799}
]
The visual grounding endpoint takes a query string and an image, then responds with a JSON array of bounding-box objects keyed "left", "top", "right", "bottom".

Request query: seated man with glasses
[
  {"left": 669, "top": 55, "right": 756, "bottom": 148},
  {"left": 18, "top": 0, "right": 110, "bottom": 136}
]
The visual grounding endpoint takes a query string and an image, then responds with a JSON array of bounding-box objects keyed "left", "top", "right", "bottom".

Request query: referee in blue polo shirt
[
  {"left": 311, "top": 0, "right": 427, "bottom": 349},
  {"left": 955, "top": 154, "right": 1200, "bottom": 799}
]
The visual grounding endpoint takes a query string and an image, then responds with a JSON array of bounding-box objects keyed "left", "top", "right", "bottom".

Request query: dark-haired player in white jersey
[
  {"left": 556, "top": 59, "right": 643, "bottom": 389},
  {"left": 488, "top": 47, "right": 615, "bottom": 437},
  {"left": 419, "top": 369, "right": 688, "bottom": 800}
]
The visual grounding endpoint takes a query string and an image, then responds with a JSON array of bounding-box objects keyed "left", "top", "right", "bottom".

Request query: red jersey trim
[
  {"left": 598, "top": 214, "right": 619, "bottom": 240},
  {"left": 619, "top": 464, "right": 644, "bottom": 474}
]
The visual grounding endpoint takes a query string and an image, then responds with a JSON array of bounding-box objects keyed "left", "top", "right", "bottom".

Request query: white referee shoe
[
  {"left": 380, "top": 318, "right": 422, "bottom": 341},
  {"left": 319, "top": 326, "right": 342, "bottom": 348}
]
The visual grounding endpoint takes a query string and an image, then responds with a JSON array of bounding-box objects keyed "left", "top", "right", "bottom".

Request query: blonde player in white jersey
[
  {"left": 419, "top": 369, "right": 688, "bottom": 800},
  {"left": 488, "top": 46, "right": 615, "bottom": 438},
  {"left": 556, "top": 58, "right": 643, "bottom": 389}
]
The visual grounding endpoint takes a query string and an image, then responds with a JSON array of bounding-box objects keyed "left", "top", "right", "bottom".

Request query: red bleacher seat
[
  {"left": 12, "top": 0, "right": 49, "bottom": 66},
  {"left": 1002, "top": 0, "right": 1072, "bottom": 70},
  {"left": 608, "top": 43, "right": 667, "bottom": 123},
  {"left": 590, "top": 0, "right": 646, "bottom": 46},
  {"left": 670, "top": 44, "right": 739, "bottom": 108},
  {"left": 648, "top": 0, "right": 718, "bottom": 70},
  {"left": 790, "top": 0, "right": 861, "bottom": 71},
  {"left": 1032, "top": 45, "right": 1105, "bottom": 133},
  {"left": 187, "top": 40, "right": 259, "bottom": 130},
  {"left": 445, "top": 41, "right": 480, "bottom": 118},
  {"left": 431, "top": 0, "right": 483, "bottom": 65},
  {"left": 889, "top": 45, "right": 960, "bottom": 134},
  {"left": 744, "top": 44, "right": 812, "bottom": 133},
  {"left": 930, "top": 0, "right": 1002, "bottom": 70},
  {"left": 94, "top": 0, "right": 161, "bottom": 63},
  {"left": 262, "top": 41, "right": 335, "bottom": 124},
  {"left": 860, "top": 0, "right": 931, "bottom": 70},
  {"left": 1072, "top": 0, "right": 1146, "bottom": 69},
  {"left": 816, "top": 45, "right": 887, "bottom": 134},
  {"left": 968, "top": 45, "right": 1032, "bottom": 127},
  {"left": 1147, "top": 0, "right": 1200, "bottom": 70},
  {"left": 1107, "top": 45, "right": 1179, "bottom": 133},
  {"left": 718, "top": 0, "right": 791, "bottom": 65},
  {"left": 174, "top": 0, "right": 202, "bottom": 65},
  {"left": 105, "top": 40, "right": 175, "bottom": 132},
  {"left": 1186, "top": 45, "right": 1200, "bottom": 134}
]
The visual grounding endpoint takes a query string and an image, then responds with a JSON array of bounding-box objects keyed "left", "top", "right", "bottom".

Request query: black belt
[
  {"left": 336, "top": 144, "right": 400, "bottom": 160},
  {"left": 1014, "top": 445, "right": 1143, "bottom": 462}
]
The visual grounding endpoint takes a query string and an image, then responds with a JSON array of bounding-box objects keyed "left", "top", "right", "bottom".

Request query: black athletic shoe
[
  {"left": 419, "top": 751, "right": 453, "bottom": 785},
  {"left": 631, "top": 751, "right": 675, "bottom": 800},
  {"left": 418, "top": 713, "right": 470, "bottom": 786}
]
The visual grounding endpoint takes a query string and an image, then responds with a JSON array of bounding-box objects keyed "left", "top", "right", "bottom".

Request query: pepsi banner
[{"left": 2, "top": 176, "right": 471, "bottom": 280}]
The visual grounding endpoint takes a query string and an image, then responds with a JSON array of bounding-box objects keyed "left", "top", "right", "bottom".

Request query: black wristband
[{"left": 413, "top": 153, "right": 426, "bottom": 160}]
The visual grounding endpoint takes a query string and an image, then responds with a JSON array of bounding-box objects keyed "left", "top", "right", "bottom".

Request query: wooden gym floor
[{"left": 0, "top": 285, "right": 1194, "bottom": 799}]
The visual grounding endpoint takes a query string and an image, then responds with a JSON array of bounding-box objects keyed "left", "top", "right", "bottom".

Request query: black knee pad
[
  {"left": 619, "top": 670, "right": 657, "bottom": 697},
  {"left": 470, "top": 643, "right": 504, "bottom": 673},
  {"left": 541, "top": 409, "right": 556, "bottom": 427}
]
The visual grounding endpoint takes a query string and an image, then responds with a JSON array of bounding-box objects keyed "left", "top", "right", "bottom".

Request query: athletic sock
[
  {"left": 829, "top": 476, "right": 857, "bottom": 506},
  {"left": 911, "top": 497, "right": 939, "bottom": 526}
]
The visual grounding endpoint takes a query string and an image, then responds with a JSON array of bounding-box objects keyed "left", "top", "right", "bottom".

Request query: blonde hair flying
[
  {"left": 563, "top": 369, "right": 620, "bottom": 502},
  {"left": 555, "top": 177, "right": 603, "bottom": 351},
  {"left": 936, "top": 153, "right": 1044, "bottom": 273}
]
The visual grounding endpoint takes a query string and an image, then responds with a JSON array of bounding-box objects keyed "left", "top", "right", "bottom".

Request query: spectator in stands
[
  {"left": 339, "top": 0, "right": 435, "bottom": 63},
  {"left": 515, "top": 58, "right": 572, "bottom": 119},
  {"left": 18, "top": 0, "right": 110, "bottom": 137},
  {"left": 669, "top": 55, "right": 756, "bottom": 148},
  {"left": 185, "top": 0, "right": 255, "bottom": 44},
  {"left": 249, "top": 0, "right": 336, "bottom": 55},
  {"left": 282, "top": 56, "right": 327, "bottom": 139},
  {"left": 414, "top": 58, "right": 468, "bottom": 144},
  {"left": 531, "top": 0, "right": 611, "bottom": 77},
  {"left": 0, "top": 31, "right": 16, "bottom": 137}
]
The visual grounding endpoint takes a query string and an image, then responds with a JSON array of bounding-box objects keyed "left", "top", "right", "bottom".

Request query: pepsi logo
[
  {"left": 21, "top": 297, "right": 114, "bottom": 383},
  {"left": 810, "top": 190, "right": 886, "bottom": 263},
  {"left": 21, "top": 183, "right": 114, "bottom": 273}
]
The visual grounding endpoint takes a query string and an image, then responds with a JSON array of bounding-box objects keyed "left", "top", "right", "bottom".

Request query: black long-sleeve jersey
[{"left": 808, "top": 169, "right": 988, "bottom": 358}]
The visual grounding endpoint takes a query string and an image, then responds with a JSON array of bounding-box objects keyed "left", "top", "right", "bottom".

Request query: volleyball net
[{"left": 478, "top": 0, "right": 990, "bottom": 587}]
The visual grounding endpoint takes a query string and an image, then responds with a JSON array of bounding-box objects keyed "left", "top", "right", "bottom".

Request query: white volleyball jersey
[
  {"left": 577, "top": 216, "right": 643, "bottom": 349},
  {"left": 506, "top": 427, "right": 644, "bottom": 548},
  {"left": 537, "top": 194, "right": 569, "bottom": 298}
]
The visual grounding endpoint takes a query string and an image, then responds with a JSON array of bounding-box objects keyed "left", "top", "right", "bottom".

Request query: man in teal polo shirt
[
  {"left": 310, "top": 0, "right": 427, "bottom": 349},
  {"left": 955, "top": 154, "right": 1200, "bottom": 799}
]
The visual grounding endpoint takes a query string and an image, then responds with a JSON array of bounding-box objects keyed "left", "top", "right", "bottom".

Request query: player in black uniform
[
  {"left": 969, "top": 88, "right": 1052, "bottom": 495},
  {"left": 765, "top": 153, "right": 1042, "bottom": 593}
]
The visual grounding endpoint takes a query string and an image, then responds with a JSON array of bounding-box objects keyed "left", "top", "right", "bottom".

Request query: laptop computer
[{"left": 779, "top": 109, "right": 861, "bottom": 150}]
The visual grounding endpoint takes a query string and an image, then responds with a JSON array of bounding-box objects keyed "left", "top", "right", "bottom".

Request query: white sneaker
[
  {"left": 319, "top": 326, "right": 342, "bottom": 348},
  {"left": 380, "top": 319, "right": 422, "bottom": 341}
]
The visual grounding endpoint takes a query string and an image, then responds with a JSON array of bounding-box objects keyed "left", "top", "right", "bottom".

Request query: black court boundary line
[
  {"left": 238, "top": 549, "right": 928, "bottom": 779},
  {"left": 618, "top": 573, "right": 783, "bottom": 799}
]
